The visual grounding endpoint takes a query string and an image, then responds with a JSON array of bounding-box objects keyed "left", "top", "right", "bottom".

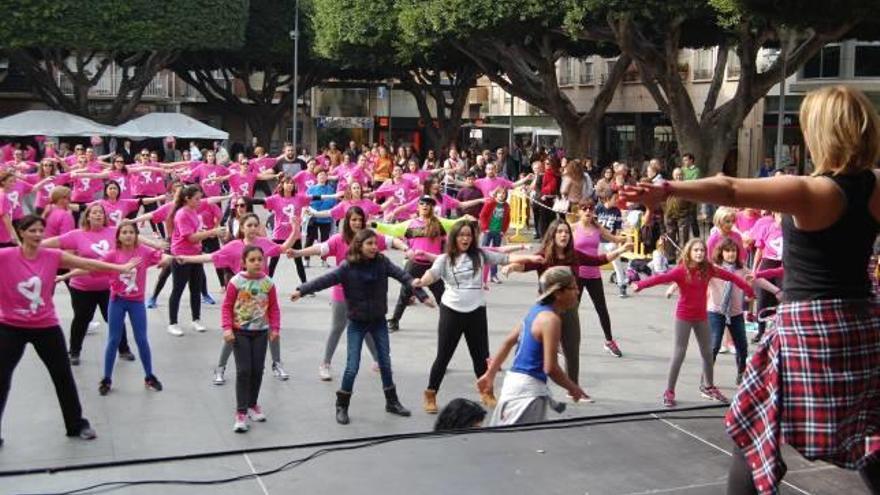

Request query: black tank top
[{"left": 782, "top": 169, "right": 879, "bottom": 302}]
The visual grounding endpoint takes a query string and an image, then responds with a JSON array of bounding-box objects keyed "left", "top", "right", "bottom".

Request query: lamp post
[{"left": 290, "top": 0, "right": 300, "bottom": 150}]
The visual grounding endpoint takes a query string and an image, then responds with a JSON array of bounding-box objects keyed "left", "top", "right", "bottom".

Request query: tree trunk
[
  {"left": 246, "top": 109, "right": 282, "bottom": 150},
  {"left": 561, "top": 121, "right": 589, "bottom": 157}
]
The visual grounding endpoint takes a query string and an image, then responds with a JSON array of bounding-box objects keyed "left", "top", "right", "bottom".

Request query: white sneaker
[
  {"left": 233, "top": 412, "right": 248, "bottom": 432},
  {"left": 272, "top": 362, "right": 290, "bottom": 381},
  {"left": 191, "top": 321, "right": 207, "bottom": 333},
  {"left": 247, "top": 405, "right": 267, "bottom": 422},
  {"left": 167, "top": 324, "right": 184, "bottom": 337},
  {"left": 87, "top": 321, "right": 101, "bottom": 334},
  {"left": 318, "top": 363, "right": 332, "bottom": 381},
  {"left": 213, "top": 366, "right": 226, "bottom": 385}
]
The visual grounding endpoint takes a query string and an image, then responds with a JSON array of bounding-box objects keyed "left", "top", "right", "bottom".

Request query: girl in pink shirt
[
  {"left": 634, "top": 238, "right": 754, "bottom": 407},
  {"left": 25, "top": 159, "right": 71, "bottom": 212},
  {"left": 0, "top": 214, "right": 140, "bottom": 444},
  {"left": 222, "top": 246, "right": 281, "bottom": 433},
  {"left": 0, "top": 171, "right": 19, "bottom": 247},
  {"left": 261, "top": 176, "right": 323, "bottom": 282},
  {"left": 317, "top": 182, "right": 386, "bottom": 221},
  {"left": 165, "top": 186, "right": 224, "bottom": 337},
  {"left": 92, "top": 181, "right": 161, "bottom": 227},
  {"left": 42, "top": 203, "right": 136, "bottom": 365},
  {"left": 391, "top": 178, "right": 484, "bottom": 220},
  {"left": 292, "top": 206, "right": 409, "bottom": 381},
  {"left": 42, "top": 186, "right": 76, "bottom": 239},
  {"left": 752, "top": 212, "right": 784, "bottom": 342}
]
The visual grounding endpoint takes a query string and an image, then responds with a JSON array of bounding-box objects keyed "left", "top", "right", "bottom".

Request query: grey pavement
[{"left": 0, "top": 249, "right": 868, "bottom": 494}]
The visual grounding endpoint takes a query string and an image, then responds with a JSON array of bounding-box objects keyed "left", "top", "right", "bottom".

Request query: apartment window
[
  {"left": 559, "top": 58, "right": 574, "bottom": 86},
  {"left": 693, "top": 49, "right": 715, "bottom": 81},
  {"left": 503, "top": 91, "right": 512, "bottom": 103},
  {"left": 578, "top": 60, "right": 594, "bottom": 84},
  {"left": 855, "top": 44, "right": 880, "bottom": 77},
  {"left": 802, "top": 44, "right": 841, "bottom": 79},
  {"left": 726, "top": 50, "right": 741, "bottom": 78}
]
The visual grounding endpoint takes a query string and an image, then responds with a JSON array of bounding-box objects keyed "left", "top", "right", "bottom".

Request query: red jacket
[
  {"left": 541, "top": 169, "right": 560, "bottom": 196},
  {"left": 479, "top": 199, "right": 511, "bottom": 233}
]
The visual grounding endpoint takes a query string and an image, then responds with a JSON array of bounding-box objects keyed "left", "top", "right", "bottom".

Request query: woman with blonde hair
[{"left": 624, "top": 85, "right": 880, "bottom": 494}]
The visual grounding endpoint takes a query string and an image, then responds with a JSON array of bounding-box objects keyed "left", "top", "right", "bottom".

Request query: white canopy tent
[
  {"left": 112, "top": 113, "right": 228, "bottom": 140},
  {"left": 0, "top": 110, "right": 115, "bottom": 137}
]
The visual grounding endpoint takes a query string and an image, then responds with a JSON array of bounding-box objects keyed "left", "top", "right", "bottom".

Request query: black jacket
[{"left": 297, "top": 255, "right": 428, "bottom": 322}]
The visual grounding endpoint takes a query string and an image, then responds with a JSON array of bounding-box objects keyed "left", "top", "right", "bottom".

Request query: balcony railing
[{"left": 57, "top": 63, "right": 171, "bottom": 99}]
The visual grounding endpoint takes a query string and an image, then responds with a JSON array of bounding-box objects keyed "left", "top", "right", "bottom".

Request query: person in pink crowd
[
  {"left": 40, "top": 203, "right": 138, "bottom": 365},
  {"left": 291, "top": 206, "right": 410, "bottom": 381},
  {"left": 261, "top": 175, "right": 319, "bottom": 282},
  {"left": 0, "top": 215, "right": 143, "bottom": 446},
  {"left": 42, "top": 186, "right": 77, "bottom": 240},
  {"left": 127, "top": 150, "right": 171, "bottom": 237},
  {"left": 471, "top": 161, "right": 531, "bottom": 198},
  {"left": 501, "top": 219, "right": 632, "bottom": 393},
  {"left": 571, "top": 199, "right": 628, "bottom": 357},
  {"left": 313, "top": 180, "right": 387, "bottom": 222},
  {"left": 377, "top": 196, "right": 466, "bottom": 333},
  {"left": 67, "top": 152, "right": 108, "bottom": 224},
  {"left": 706, "top": 206, "right": 747, "bottom": 264},
  {"left": 91, "top": 181, "right": 163, "bottom": 228},
  {"left": 214, "top": 154, "right": 279, "bottom": 202},
  {"left": 750, "top": 212, "right": 783, "bottom": 343},
  {"left": 62, "top": 143, "right": 86, "bottom": 168},
  {"left": 292, "top": 158, "right": 319, "bottom": 192},
  {"left": 402, "top": 158, "right": 442, "bottom": 189},
  {"left": 249, "top": 146, "right": 280, "bottom": 198},
  {"left": 175, "top": 149, "right": 227, "bottom": 198},
  {"left": 176, "top": 213, "right": 294, "bottom": 384},
  {"left": 0, "top": 171, "right": 21, "bottom": 248},
  {"left": 24, "top": 159, "right": 71, "bottom": 213},
  {"left": 633, "top": 238, "right": 755, "bottom": 407},
  {"left": 4, "top": 148, "right": 39, "bottom": 173},
  {"left": 331, "top": 153, "right": 371, "bottom": 192},
  {"left": 80, "top": 154, "right": 168, "bottom": 205},
  {"left": 373, "top": 164, "right": 421, "bottom": 220},
  {"left": 221, "top": 245, "right": 281, "bottom": 433},
  {"left": 164, "top": 185, "right": 225, "bottom": 337},
  {"left": 392, "top": 178, "right": 485, "bottom": 220}
]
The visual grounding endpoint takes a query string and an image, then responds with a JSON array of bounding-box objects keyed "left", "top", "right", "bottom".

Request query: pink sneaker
[
  {"left": 247, "top": 405, "right": 266, "bottom": 422},
  {"left": 700, "top": 386, "right": 729, "bottom": 403},
  {"left": 663, "top": 389, "right": 676, "bottom": 408},
  {"left": 233, "top": 412, "right": 248, "bottom": 432}
]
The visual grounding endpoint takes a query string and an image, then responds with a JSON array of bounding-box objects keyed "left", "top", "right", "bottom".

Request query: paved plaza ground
[{"left": 0, "top": 249, "right": 869, "bottom": 494}]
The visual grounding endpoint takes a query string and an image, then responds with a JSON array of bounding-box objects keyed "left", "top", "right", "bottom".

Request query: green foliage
[{"left": 0, "top": 0, "right": 249, "bottom": 50}]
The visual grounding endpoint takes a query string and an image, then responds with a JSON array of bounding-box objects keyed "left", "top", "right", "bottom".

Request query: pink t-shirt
[
  {"left": 190, "top": 163, "right": 227, "bottom": 197},
  {"left": 573, "top": 223, "right": 602, "bottom": 279},
  {"left": 330, "top": 199, "right": 381, "bottom": 221},
  {"left": 321, "top": 233, "right": 388, "bottom": 301},
  {"left": 95, "top": 199, "right": 140, "bottom": 227},
  {"left": 396, "top": 194, "right": 461, "bottom": 219},
  {"left": 44, "top": 207, "right": 76, "bottom": 238},
  {"left": 104, "top": 244, "right": 163, "bottom": 301},
  {"left": 3, "top": 181, "right": 33, "bottom": 220},
  {"left": 265, "top": 194, "right": 311, "bottom": 240},
  {"left": 706, "top": 230, "right": 747, "bottom": 264},
  {"left": 405, "top": 217, "right": 445, "bottom": 264},
  {"left": 474, "top": 176, "right": 513, "bottom": 197},
  {"left": 334, "top": 165, "right": 370, "bottom": 192},
  {"left": 293, "top": 170, "right": 318, "bottom": 193},
  {"left": 130, "top": 168, "right": 165, "bottom": 197},
  {"left": 171, "top": 206, "right": 203, "bottom": 256},
  {"left": 57, "top": 226, "right": 117, "bottom": 291},
  {"left": 635, "top": 264, "right": 754, "bottom": 321},
  {"left": 0, "top": 247, "right": 64, "bottom": 328},
  {"left": 108, "top": 171, "right": 133, "bottom": 199},
  {"left": 150, "top": 202, "right": 174, "bottom": 223},
  {"left": 374, "top": 181, "right": 419, "bottom": 211},
  {"left": 249, "top": 156, "right": 276, "bottom": 174},
  {"left": 402, "top": 171, "right": 431, "bottom": 189},
  {"left": 196, "top": 201, "right": 222, "bottom": 230},
  {"left": 734, "top": 210, "right": 761, "bottom": 235},
  {"left": 26, "top": 173, "right": 71, "bottom": 209},
  {"left": 755, "top": 221, "right": 783, "bottom": 261},
  {"left": 210, "top": 237, "right": 281, "bottom": 274},
  {"left": 228, "top": 169, "right": 257, "bottom": 198},
  {"left": 0, "top": 191, "right": 13, "bottom": 243},
  {"left": 70, "top": 163, "right": 104, "bottom": 202}
]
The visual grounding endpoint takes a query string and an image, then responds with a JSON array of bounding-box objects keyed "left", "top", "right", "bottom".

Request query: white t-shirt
[{"left": 428, "top": 249, "right": 509, "bottom": 312}]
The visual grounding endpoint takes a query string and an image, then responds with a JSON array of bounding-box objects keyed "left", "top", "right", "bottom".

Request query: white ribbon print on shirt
[
  {"left": 140, "top": 171, "right": 154, "bottom": 184},
  {"left": 16, "top": 276, "right": 44, "bottom": 315},
  {"left": 7, "top": 191, "right": 20, "bottom": 211},
  {"left": 109, "top": 209, "right": 123, "bottom": 226},
  {"left": 118, "top": 269, "right": 137, "bottom": 294},
  {"left": 91, "top": 239, "right": 110, "bottom": 257},
  {"left": 282, "top": 204, "right": 296, "bottom": 225}
]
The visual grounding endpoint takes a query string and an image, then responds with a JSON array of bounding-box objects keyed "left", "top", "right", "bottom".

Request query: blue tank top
[{"left": 511, "top": 303, "right": 552, "bottom": 382}]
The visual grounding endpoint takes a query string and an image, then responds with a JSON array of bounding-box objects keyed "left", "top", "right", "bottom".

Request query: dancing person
[
  {"left": 478, "top": 187, "right": 510, "bottom": 284},
  {"left": 291, "top": 229, "right": 434, "bottom": 425},
  {"left": 222, "top": 246, "right": 281, "bottom": 433},
  {"left": 477, "top": 267, "right": 590, "bottom": 426}
]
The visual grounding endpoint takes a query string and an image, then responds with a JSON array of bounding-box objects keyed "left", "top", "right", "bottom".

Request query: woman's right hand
[{"left": 223, "top": 330, "right": 235, "bottom": 343}]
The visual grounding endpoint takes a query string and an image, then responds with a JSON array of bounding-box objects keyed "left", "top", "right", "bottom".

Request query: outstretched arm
[{"left": 476, "top": 324, "right": 521, "bottom": 394}]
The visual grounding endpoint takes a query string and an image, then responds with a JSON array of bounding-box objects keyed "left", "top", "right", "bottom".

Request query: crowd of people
[{"left": 0, "top": 84, "right": 878, "bottom": 494}]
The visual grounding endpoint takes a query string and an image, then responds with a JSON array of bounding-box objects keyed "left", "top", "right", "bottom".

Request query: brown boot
[
  {"left": 480, "top": 390, "right": 497, "bottom": 408},
  {"left": 423, "top": 389, "right": 438, "bottom": 414}
]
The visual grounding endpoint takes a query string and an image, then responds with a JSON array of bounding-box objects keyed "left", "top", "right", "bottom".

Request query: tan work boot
[
  {"left": 423, "top": 389, "right": 438, "bottom": 414},
  {"left": 480, "top": 390, "right": 498, "bottom": 408}
]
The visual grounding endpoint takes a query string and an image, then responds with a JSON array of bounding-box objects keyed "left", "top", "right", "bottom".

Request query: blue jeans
[
  {"left": 105, "top": 298, "right": 152, "bottom": 379},
  {"left": 707, "top": 312, "right": 747, "bottom": 373},
  {"left": 481, "top": 231, "right": 503, "bottom": 278},
  {"left": 341, "top": 319, "right": 393, "bottom": 393}
]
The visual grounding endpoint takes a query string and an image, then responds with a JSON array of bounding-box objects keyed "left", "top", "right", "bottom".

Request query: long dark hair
[
  {"left": 166, "top": 185, "right": 202, "bottom": 236},
  {"left": 444, "top": 220, "right": 481, "bottom": 274},
  {"left": 342, "top": 206, "right": 366, "bottom": 244},
  {"left": 346, "top": 229, "right": 379, "bottom": 264},
  {"left": 236, "top": 213, "right": 261, "bottom": 240},
  {"left": 433, "top": 398, "right": 486, "bottom": 431},
  {"left": 540, "top": 219, "right": 575, "bottom": 266}
]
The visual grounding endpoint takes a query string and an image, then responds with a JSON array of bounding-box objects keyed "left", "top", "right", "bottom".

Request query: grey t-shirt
[{"left": 428, "top": 249, "right": 509, "bottom": 312}]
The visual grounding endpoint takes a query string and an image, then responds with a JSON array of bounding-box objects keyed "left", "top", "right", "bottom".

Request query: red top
[
  {"left": 636, "top": 264, "right": 755, "bottom": 321},
  {"left": 479, "top": 199, "right": 510, "bottom": 233},
  {"left": 541, "top": 170, "right": 560, "bottom": 196}
]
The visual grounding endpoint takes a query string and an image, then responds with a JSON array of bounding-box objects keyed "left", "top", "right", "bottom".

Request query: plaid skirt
[{"left": 725, "top": 298, "right": 880, "bottom": 494}]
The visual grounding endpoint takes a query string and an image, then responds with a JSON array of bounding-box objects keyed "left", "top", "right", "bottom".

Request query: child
[
  {"left": 478, "top": 187, "right": 510, "bottom": 284},
  {"left": 634, "top": 238, "right": 754, "bottom": 407},
  {"left": 706, "top": 238, "right": 753, "bottom": 386},
  {"left": 649, "top": 236, "right": 670, "bottom": 275},
  {"left": 707, "top": 206, "right": 746, "bottom": 264},
  {"left": 221, "top": 246, "right": 281, "bottom": 433},
  {"left": 291, "top": 229, "right": 433, "bottom": 425},
  {"left": 595, "top": 190, "right": 628, "bottom": 297}
]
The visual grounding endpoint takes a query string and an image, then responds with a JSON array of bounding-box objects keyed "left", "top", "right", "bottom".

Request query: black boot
[
  {"left": 384, "top": 386, "right": 411, "bottom": 417},
  {"left": 335, "top": 391, "right": 351, "bottom": 425}
]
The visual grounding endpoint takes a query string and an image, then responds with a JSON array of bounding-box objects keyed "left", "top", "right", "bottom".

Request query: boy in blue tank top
[{"left": 478, "top": 267, "right": 590, "bottom": 425}]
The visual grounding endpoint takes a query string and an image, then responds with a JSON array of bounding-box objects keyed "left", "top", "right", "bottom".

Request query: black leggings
[
  {"left": 137, "top": 198, "right": 165, "bottom": 238},
  {"left": 755, "top": 258, "right": 782, "bottom": 338},
  {"left": 68, "top": 287, "right": 129, "bottom": 356},
  {"left": 151, "top": 265, "right": 171, "bottom": 301},
  {"left": 391, "top": 260, "right": 444, "bottom": 323},
  {"left": 201, "top": 237, "right": 226, "bottom": 292},
  {"left": 427, "top": 305, "right": 489, "bottom": 391},
  {"left": 727, "top": 447, "right": 880, "bottom": 494},
  {"left": 0, "top": 324, "right": 89, "bottom": 438},
  {"left": 169, "top": 261, "right": 202, "bottom": 325},
  {"left": 268, "top": 239, "right": 307, "bottom": 283},
  {"left": 232, "top": 331, "right": 269, "bottom": 413},
  {"left": 577, "top": 277, "right": 613, "bottom": 341},
  {"left": 305, "top": 222, "right": 332, "bottom": 257}
]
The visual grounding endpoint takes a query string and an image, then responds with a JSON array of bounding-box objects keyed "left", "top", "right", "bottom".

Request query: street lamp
[{"left": 290, "top": 0, "right": 300, "bottom": 151}]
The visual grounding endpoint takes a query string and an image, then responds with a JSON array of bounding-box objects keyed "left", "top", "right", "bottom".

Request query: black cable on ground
[{"left": 8, "top": 403, "right": 729, "bottom": 495}]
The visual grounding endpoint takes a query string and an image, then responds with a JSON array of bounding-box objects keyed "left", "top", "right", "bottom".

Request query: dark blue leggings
[{"left": 105, "top": 298, "right": 152, "bottom": 379}]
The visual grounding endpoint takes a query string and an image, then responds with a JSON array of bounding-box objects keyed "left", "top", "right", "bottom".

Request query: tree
[
  {"left": 174, "top": 0, "right": 324, "bottom": 149},
  {"left": 565, "top": 0, "right": 878, "bottom": 173},
  {"left": 0, "top": 0, "right": 248, "bottom": 124},
  {"left": 313, "top": 0, "right": 479, "bottom": 152},
  {"left": 397, "top": 0, "right": 629, "bottom": 158}
]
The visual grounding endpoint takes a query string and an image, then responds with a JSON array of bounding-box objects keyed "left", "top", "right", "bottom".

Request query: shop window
[{"left": 802, "top": 45, "right": 841, "bottom": 79}]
